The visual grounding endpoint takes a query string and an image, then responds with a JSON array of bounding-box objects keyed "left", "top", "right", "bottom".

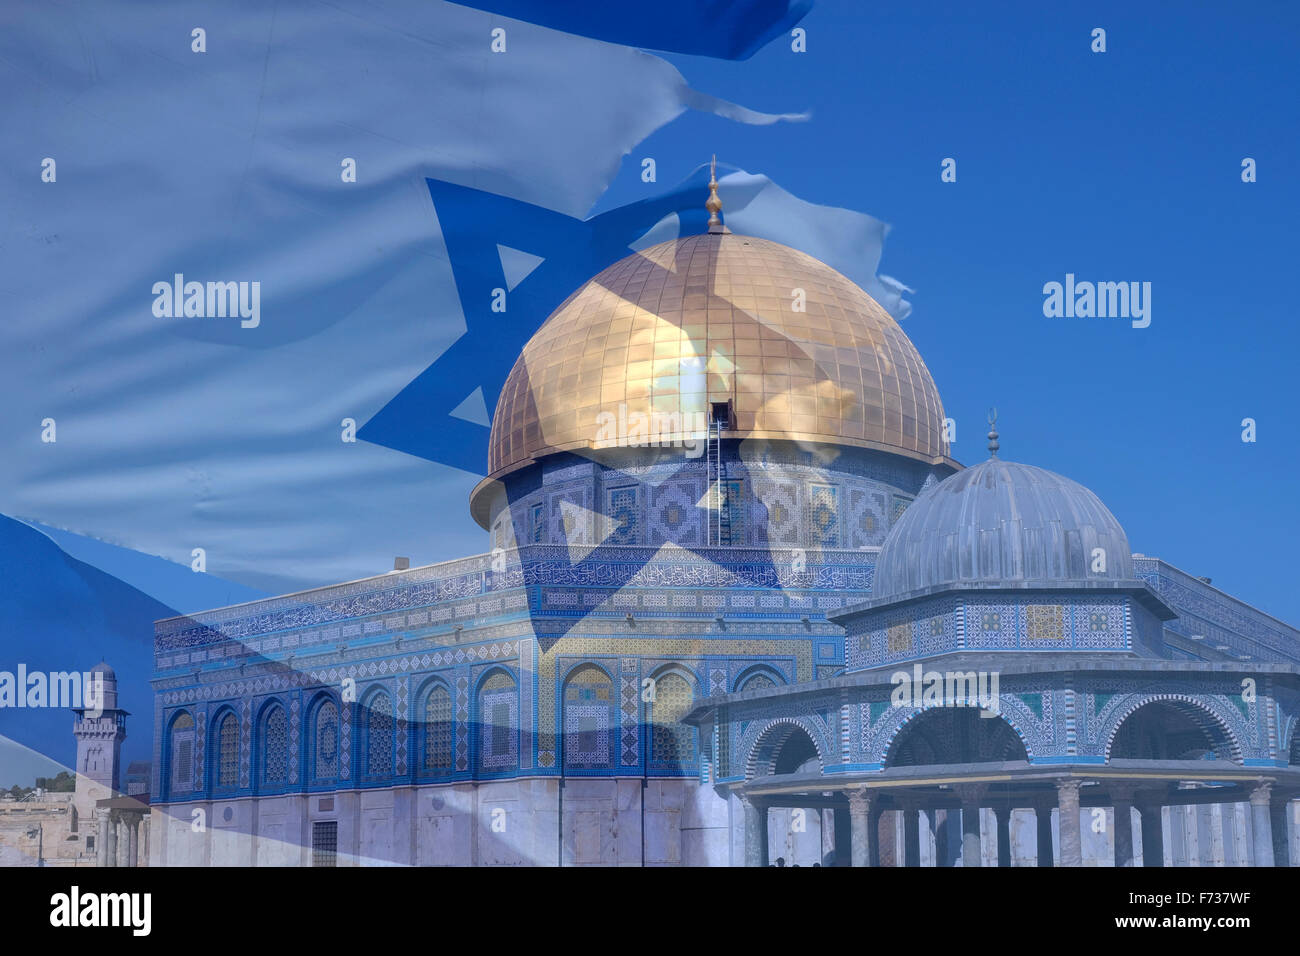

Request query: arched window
[
  {"left": 563, "top": 664, "right": 614, "bottom": 770},
  {"left": 477, "top": 671, "right": 517, "bottom": 773},
  {"left": 886, "top": 709, "right": 1028, "bottom": 768},
  {"left": 261, "top": 704, "right": 288, "bottom": 786},
  {"left": 649, "top": 671, "right": 696, "bottom": 771},
  {"left": 1109, "top": 700, "right": 1236, "bottom": 762},
  {"left": 364, "top": 691, "right": 395, "bottom": 778},
  {"left": 169, "top": 713, "right": 195, "bottom": 795},
  {"left": 312, "top": 698, "right": 340, "bottom": 781},
  {"left": 422, "top": 683, "right": 453, "bottom": 775},
  {"left": 215, "top": 712, "right": 239, "bottom": 790}
]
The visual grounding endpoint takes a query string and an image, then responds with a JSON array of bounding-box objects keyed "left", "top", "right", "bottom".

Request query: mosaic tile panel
[
  {"left": 751, "top": 479, "right": 800, "bottom": 546},
  {"left": 620, "top": 657, "right": 641, "bottom": 767},
  {"left": 455, "top": 675, "right": 470, "bottom": 772},
  {"left": 422, "top": 682, "right": 453, "bottom": 773},
  {"left": 534, "top": 637, "right": 814, "bottom": 765},
  {"left": 395, "top": 676, "right": 408, "bottom": 776},
  {"left": 964, "top": 602, "right": 1018, "bottom": 649},
  {"left": 194, "top": 707, "right": 208, "bottom": 790},
  {"left": 288, "top": 697, "right": 300, "bottom": 784},
  {"left": 478, "top": 670, "right": 519, "bottom": 772},
  {"left": 1025, "top": 604, "right": 1066, "bottom": 642},
  {"left": 605, "top": 486, "right": 640, "bottom": 545},
  {"left": 239, "top": 698, "right": 251, "bottom": 788},
  {"left": 649, "top": 671, "right": 696, "bottom": 770},
  {"left": 847, "top": 486, "right": 888, "bottom": 549},
  {"left": 562, "top": 663, "right": 615, "bottom": 770},
  {"left": 807, "top": 483, "right": 840, "bottom": 548}
]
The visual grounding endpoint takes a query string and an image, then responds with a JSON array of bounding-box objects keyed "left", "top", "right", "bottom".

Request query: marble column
[
  {"left": 1268, "top": 796, "right": 1290, "bottom": 868},
  {"left": 1035, "top": 802, "right": 1054, "bottom": 867},
  {"left": 126, "top": 817, "right": 139, "bottom": 867},
  {"left": 956, "top": 786, "right": 984, "bottom": 867},
  {"left": 848, "top": 791, "right": 874, "bottom": 867},
  {"left": 932, "top": 808, "right": 955, "bottom": 866},
  {"left": 104, "top": 812, "right": 118, "bottom": 868},
  {"left": 741, "top": 796, "right": 767, "bottom": 867},
  {"left": 142, "top": 816, "right": 151, "bottom": 868},
  {"left": 1249, "top": 782, "right": 1275, "bottom": 867},
  {"left": 1056, "top": 780, "right": 1083, "bottom": 867},
  {"left": 1112, "top": 787, "right": 1136, "bottom": 868},
  {"left": 994, "top": 806, "right": 1012, "bottom": 867},
  {"left": 871, "top": 804, "right": 893, "bottom": 867},
  {"left": 95, "top": 808, "right": 111, "bottom": 867},
  {"left": 1138, "top": 799, "right": 1164, "bottom": 868},
  {"left": 903, "top": 802, "right": 921, "bottom": 867}
]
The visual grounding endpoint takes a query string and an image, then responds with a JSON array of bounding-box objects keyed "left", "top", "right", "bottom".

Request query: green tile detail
[{"left": 1018, "top": 693, "right": 1043, "bottom": 720}]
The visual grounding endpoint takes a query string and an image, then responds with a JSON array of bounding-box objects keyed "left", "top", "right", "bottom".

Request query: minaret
[{"left": 72, "top": 661, "right": 128, "bottom": 823}]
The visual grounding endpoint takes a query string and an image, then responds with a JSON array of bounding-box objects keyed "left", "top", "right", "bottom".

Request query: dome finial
[
  {"left": 986, "top": 407, "right": 1000, "bottom": 459},
  {"left": 706, "top": 155, "right": 727, "bottom": 234}
]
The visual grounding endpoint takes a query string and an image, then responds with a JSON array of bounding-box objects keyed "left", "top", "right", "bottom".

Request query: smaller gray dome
[
  {"left": 872, "top": 458, "right": 1132, "bottom": 601},
  {"left": 87, "top": 660, "right": 119, "bottom": 711},
  {"left": 90, "top": 659, "right": 116, "bottom": 680}
]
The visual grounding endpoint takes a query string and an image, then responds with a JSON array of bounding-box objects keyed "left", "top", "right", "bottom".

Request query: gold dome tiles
[{"left": 487, "top": 233, "right": 949, "bottom": 476}]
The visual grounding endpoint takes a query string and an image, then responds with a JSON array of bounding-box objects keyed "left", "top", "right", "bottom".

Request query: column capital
[
  {"left": 846, "top": 789, "right": 874, "bottom": 814},
  {"left": 1249, "top": 779, "right": 1276, "bottom": 807},
  {"left": 94, "top": 807, "right": 110, "bottom": 823}
]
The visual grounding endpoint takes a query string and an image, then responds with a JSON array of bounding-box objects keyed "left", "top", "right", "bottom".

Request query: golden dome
[{"left": 486, "top": 232, "right": 951, "bottom": 479}]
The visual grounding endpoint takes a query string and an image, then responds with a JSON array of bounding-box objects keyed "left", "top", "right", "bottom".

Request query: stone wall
[{"left": 149, "top": 776, "right": 731, "bottom": 866}]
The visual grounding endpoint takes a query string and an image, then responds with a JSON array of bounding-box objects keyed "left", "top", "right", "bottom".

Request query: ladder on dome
[{"left": 706, "top": 401, "right": 733, "bottom": 547}]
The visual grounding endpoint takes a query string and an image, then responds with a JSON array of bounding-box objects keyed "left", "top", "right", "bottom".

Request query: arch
[
  {"left": 746, "top": 719, "right": 827, "bottom": 779},
  {"left": 648, "top": 666, "right": 698, "bottom": 772},
  {"left": 210, "top": 707, "right": 241, "bottom": 791},
  {"left": 883, "top": 708, "right": 1029, "bottom": 769},
  {"left": 562, "top": 662, "right": 616, "bottom": 771},
  {"left": 254, "top": 699, "right": 289, "bottom": 791},
  {"left": 359, "top": 687, "right": 395, "bottom": 779},
  {"left": 1104, "top": 696, "right": 1242, "bottom": 763},
  {"left": 164, "top": 710, "right": 195, "bottom": 800},
  {"left": 307, "top": 692, "right": 342, "bottom": 783},
  {"left": 734, "top": 665, "right": 786, "bottom": 694},
  {"left": 416, "top": 677, "right": 454, "bottom": 777},
  {"left": 475, "top": 667, "right": 518, "bottom": 774}
]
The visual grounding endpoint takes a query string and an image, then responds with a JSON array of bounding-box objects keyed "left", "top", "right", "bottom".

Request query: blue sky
[
  {"left": 3, "top": 0, "right": 1297, "bottom": 637},
  {"left": 593, "top": 0, "right": 1300, "bottom": 623}
]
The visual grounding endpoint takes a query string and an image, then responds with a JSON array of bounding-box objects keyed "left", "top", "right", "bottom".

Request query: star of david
[{"left": 361, "top": 169, "right": 848, "bottom": 647}]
